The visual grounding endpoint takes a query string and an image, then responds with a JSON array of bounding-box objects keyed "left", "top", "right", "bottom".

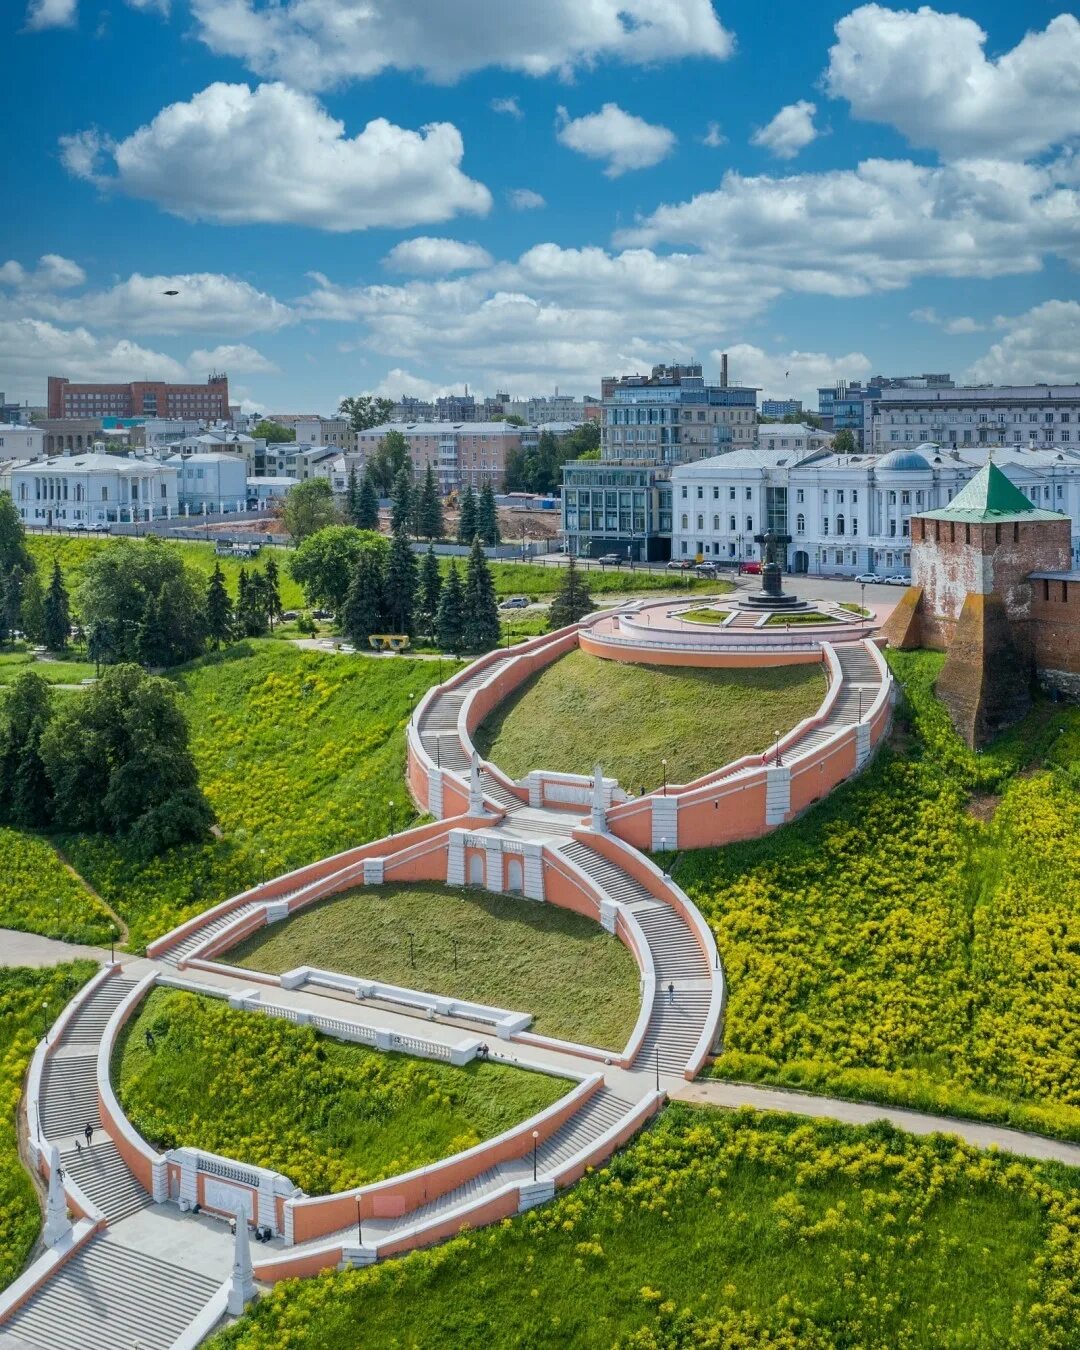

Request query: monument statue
[{"left": 753, "top": 528, "right": 793, "bottom": 602}]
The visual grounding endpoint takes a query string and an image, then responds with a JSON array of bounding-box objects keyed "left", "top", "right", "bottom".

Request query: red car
[{"left": 738, "top": 561, "right": 762, "bottom": 575}]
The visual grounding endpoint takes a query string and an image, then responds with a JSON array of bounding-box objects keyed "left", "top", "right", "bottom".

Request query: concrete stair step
[
  {"left": 39, "top": 1056, "right": 101, "bottom": 1138},
  {"left": 61, "top": 1140, "right": 152, "bottom": 1221}
]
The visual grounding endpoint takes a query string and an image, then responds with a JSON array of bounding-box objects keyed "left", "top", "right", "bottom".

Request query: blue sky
[{"left": 2, "top": 0, "right": 1078, "bottom": 412}]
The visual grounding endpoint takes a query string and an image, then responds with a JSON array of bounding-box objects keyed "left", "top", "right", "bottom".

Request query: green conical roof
[{"left": 921, "top": 461, "right": 1067, "bottom": 524}]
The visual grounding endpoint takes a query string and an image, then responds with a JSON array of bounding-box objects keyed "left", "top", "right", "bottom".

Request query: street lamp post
[
  {"left": 532, "top": 1129, "right": 539, "bottom": 1182},
  {"left": 356, "top": 1198, "right": 362, "bottom": 1247},
  {"left": 451, "top": 938, "right": 459, "bottom": 973},
  {"left": 655, "top": 1043, "right": 660, "bottom": 1091},
  {"left": 774, "top": 731, "right": 783, "bottom": 767},
  {"left": 42, "top": 1002, "right": 49, "bottom": 1044},
  {"left": 388, "top": 800, "right": 396, "bottom": 834},
  {"left": 54, "top": 896, "right": 60, "bottom": 929},
  {"left": 406, "top": 930, "right": 415, "bottom": 967},
  {"left": 661, "top": 758, "right": 668, "bottom": 797},
  {"left": 860, "top": 581, "right": 866, "bottom": 617}
]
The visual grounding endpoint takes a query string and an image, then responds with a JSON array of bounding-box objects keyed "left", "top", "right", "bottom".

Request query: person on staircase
[{"left": 84, "top": 1123, "right": 94, "bottom": 1148}]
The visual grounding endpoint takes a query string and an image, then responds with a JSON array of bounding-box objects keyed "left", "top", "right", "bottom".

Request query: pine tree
[
  {"left": 205, "top": 562, "right": 233, "bottom": 649},
  {"left": 235, "top": 568, "right": 270, "bottom": 638},
  {"left": 418, "top": 464, "right": 444, "bottom": 540},
  {"left": 383, "top": 522, "right": 417, "bottom": 636},
  {"left": 391, "top": 464, "right": 414, "bottom": 534},
  {"left": 263, "top": 554, "right": 283, "bottom": 630},
  {"left": 548, "top": 555, "right": 594, "bottom": 629},
  {"left": 477, "top": 481, "right": 500, "bottom": 547},
  {"left": 42, "top": 561, "right": 70, "bottom": 652},
  {"left": 342, "top": 549, "right": 385, "bottom": 647},
  {"left": 346, "top": 466, "right": 362, "bottom": 525},
  {"left": 457, "top": 483, "right": 477, "bottom": 545},
  {"left": 0, "top": 671, "right": 54, "bottom": 828},
  {"left": 20, "top": 570, "right": 45, "bottom": 645},
  {"left": 418, "top": 545, "right": 442, "bottom": 637},
  {"left": 356, "top": 472, "right": 380, "bottom": 531},
  {"left": 436, "top": 561, "right": 465, "bottom": 653},
  {"left": 1, "top": 566, "right": 26, "bottom": 644},
  {"left": 463, "top": 535, "right": 500, "bottom": 651}
]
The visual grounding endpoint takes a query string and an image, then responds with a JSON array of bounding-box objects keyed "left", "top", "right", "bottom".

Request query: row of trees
[
  {"left": 503, "top": 423, "right": 600, "bottom": 495},
  {"left": 0, "top": 665, "right": 211, "bottom": 856}
]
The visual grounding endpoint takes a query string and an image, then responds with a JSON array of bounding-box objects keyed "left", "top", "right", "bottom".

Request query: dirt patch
[{"left": 965, "top": 793, "right": 1001, "bottom": 823}]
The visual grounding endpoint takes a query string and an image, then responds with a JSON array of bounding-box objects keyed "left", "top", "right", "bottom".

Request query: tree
[
  {"left": 367, "top": 429, "right": 411, "bottom": 494},
  {"left": 418, "top": 464, "right": 444, "bottom": 540},
  {"left": 1, "top": 566, "right": 27, "bottom": 644},
  {"left": 282, "top": 478, "right": 340, "bottom": 541},
  {"left": 42, "top": 561, "right": 70, "bottom": 652},
  {"left": 548, "top": 555, "right": 594, "bottom": 629},
  {"left": 477, "top": 482, "right": 500, "bottom": 546},
  {"left": 462, "top": 536, "right": 500, "bottom": 651},
  {"left": 383, "top": 522, "right": 417, "bottom": 636},
  {"left": 503, "top": 446, "right": 529, "bottom": 494},
  {"left": 391, "top": 464, "right": 414, "bottom": 534},
  {"left": 338, "top": 395, "right": 394, "bottom": 434},
  {"left": 205, "top": 563, "right": 233, "bottom": 649},
  {"left": 0, "top": 492, "right": 30, "bottom": 575},
  {"left": 0, "top": 672, "right": 54, "bottom": 827},
  {"left": 20, "top": 571, "right": 46, "bottom": 645},
  {"left": 346, "top": 466, "right": 362, "bottom": 526},
  {"left": 263, "top": 554, "right": 283, "bottom": 630},
  {"left": 457, "top": 483, "right": 477, "bottom": 545},
  {"left": 290, "top": 526, "right": 387, "bottom": 614},
  {"left": 253, "top": 419, "right": 296, "bottom": 444},
  {"left": 356, "top": 472, "right": 380, "bottom": 531},
  {"left": 40, "top": 663, "right": 212, "bottom": 856},
  {"left": 436, "top": 561, "right": 465, "bottom": 653},
  {"left": 418, "top": 546, "right": 442, "bottom": 637},
  {"left": 342, "top": 548, "right": 385, "bottom": 647},
  {"left": 78, "top": 538, "right": 205, "bottom": 667},
  {"left": 833, "top": 428, "right": 857, "bottom": 454}
]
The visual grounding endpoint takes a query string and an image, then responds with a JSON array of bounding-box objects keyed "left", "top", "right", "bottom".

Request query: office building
[
  {"left": 760, "top": 399, "right": 803, "bottom": 418},
  {"left": 47, "top": 373, "right": 230, "bottom": 421},
  {"left": 356, "top": 422, "right": 523, "bottom": 492},
  {"left": 10, "top": 454, "right": 178, "bottom": 527},
  {"left": 873, "top": 385, "right": 1080, "bottom": 450}
]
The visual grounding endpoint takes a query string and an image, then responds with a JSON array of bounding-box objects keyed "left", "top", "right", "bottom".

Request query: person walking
[
  {"left": 667, "top": 982, "right": 675, "bottom": 1005},
  {"left": 84, "top": 1122, "right": 94, "bottom": 1148}
]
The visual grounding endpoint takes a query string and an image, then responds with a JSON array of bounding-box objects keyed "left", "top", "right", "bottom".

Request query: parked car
[
  {"left": 499, "top": 596, "right": 529, "bottom": 610},
  {"left": 88, "top": 522, "right": 110, "bottom": 533},
  {"left": 70, "top": 522, "right": 88, "bottom": 532},
  {"left": 596, "top": 553, "right": 623, "bottom": 566},
  {"left": 666, "top": 559, "right": 693, "bottom": 571},
  {"left": 885, "top": 574, "right": 911, "bottom": 586},
  {"left": 312, "top": 609, "right": 332, "bottom": 619},
  {"left": 694, "top": 563, "right": 718, "bottom": 577},
  {"left": 738, "top": 561, "right": 762, "bottom": 575},
  {"left": 854, "top": 572, "right": 878, "bottom": 584}
]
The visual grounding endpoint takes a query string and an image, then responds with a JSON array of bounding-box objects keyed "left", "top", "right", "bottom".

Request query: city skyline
[{"left": 2, "top": 0, "right": 1078, "bottom": 412}]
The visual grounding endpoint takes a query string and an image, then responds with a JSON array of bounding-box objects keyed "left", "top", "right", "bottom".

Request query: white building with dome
[{"left": 669, "top": 442, "right": 1080, "bottom": 577}]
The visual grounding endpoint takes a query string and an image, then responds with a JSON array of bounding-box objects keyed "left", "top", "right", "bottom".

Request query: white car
[
  {"left": 853, "top": 573, "right": 878, "bottom": 584},
  {"left": 885, "top": 574, "right": 911, "bottom": 586}
]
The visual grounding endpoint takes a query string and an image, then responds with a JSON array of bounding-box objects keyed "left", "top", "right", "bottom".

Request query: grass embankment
[
  {"left": 0, "top": 829, "right": 117, "bottom": 945},
  {"left": 210, "top": 1104, "right": 1080, "bottom": 1350},
  {"left": 679, "top": 649, "right": 1080, "bottom": 1140},
  {"left": 0, "top": 642, "right": 461, "bottom": 950},
  {"left": 224, "top": 883, "right": 641, "bottom": 1050},
  {"left": 763, "top": 610, "right": 834, "bottom": 626},
  {"left": 115, "top": 989, "right": 566, "bottom": 1195},
  {"left": 0, "top": 963, "right": 98, "bottom": 1288},
  {"left": 475, "top": 649, "right": 825, "bottom": 790},
  {"left": 678, "top": 608, "right": 731, "bottom": 625},
  {"left": 0, "top": 650, "right": 97, "bottom": 686}
]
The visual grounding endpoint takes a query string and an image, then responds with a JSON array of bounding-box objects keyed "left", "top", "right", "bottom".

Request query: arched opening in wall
[
  {"left": 506, "top": 858, "right": 523, "bottom": 895},
  {"left": 467, "top": 853, "right": 484, "bottom": 887},
  {"left": 793, "top": 550, "right": 809, "bottom": 574}
]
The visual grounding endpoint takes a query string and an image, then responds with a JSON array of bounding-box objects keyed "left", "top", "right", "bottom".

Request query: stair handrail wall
[{"left": 96, "top": 972, "right": 167, "bottom": 1197}]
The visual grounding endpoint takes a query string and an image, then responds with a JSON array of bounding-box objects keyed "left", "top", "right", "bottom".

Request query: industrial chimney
[{"left": 720, "top": 353, "right": 729, "bottom": 388}]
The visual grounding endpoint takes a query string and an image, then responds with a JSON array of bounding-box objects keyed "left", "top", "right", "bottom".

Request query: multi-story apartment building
[
  {"left": 561, "top": 460, "right": 674, "bottom": 563},
  {"left": 873, "top": 385, "right": 1080, "bottom": 450},
  {"left": 756, "top": 423, "right": 832, "bottom": 457},
  {"left": 265, "top": 414, "right": 353, "bottom": 449},
  {"left": 760, "top": 399, "right": 803, "bottom": 418},
  {"left": 10, "top": 453, "right": 178, "bottom": 527},
  {"left": 669, "top": 441, "right": 1080, "bottom": 575},
  {"left": 0, "top": 423, "right": 45, "bottom": 462},
  {"left": 434, "top": 393, "right": 477, "bottom": 423},
  {"left": 819, "top": 374, "right": 954, "bottom": 447},
  {"left": 600, "top": 361, "right": 758, "bottom": 464},
  {"left": 356, "top": 422, "right": 523, "bottom": 492},
  {"left": 166, "top": 453, "right": 249, "bottom": 515},
  {"left": 47, "top": 373, "right": 230, "bottom": 421}
]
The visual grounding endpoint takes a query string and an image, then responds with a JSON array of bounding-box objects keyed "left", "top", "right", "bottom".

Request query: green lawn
[
  {"left": 0, "top": 650, "right": 98, "bottom": 685},
  {"left": 0, "top": 963, "right": 98, "bottom": 1289},
  {"left": 763, "top": 610, "right": 834, "bottom": 626},
  {"left": 475, "top": 649, "right": 826, "bottom": 790},
  {"left": 210, "top": 1104, "right": 1080, "bottom": 1350},
  {"left": 678, "top": 607, "right": 731, "bottom": 624},
  {"left": 679, "top": 650, "right": 1080, "bottom": 1141},
  {"left": 223, "top": 883, "right": 641, "bottom": 1051},
  {"left": 114, "top": 988, "right": 566, "bottom": 1196},
  {"left": 0, "top": 828, "right": 118, "bottom": 945}
]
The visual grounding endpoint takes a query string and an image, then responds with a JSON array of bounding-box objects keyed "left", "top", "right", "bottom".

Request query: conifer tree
[
  {"left": 42, "top": 562, "right": 70, "bottom": 652},
  {"left": 477, "top": 481, "right": 500, "bottom": 546},
  {"left": 356, "top": 472, "right": 380, "bottom": 531},
  {"left": 346, "top": 466, "right": 362, "bottom": 525},
  {"left": 391, "top": 464, "right": 414, "bottom": 534},
  {"left": 20, "top": 570, "right": 45, "bottom": 645},
  {"left": 418, "top": 464, "right": 444, "bottom": 540},
  {"left": 463, "top": 535, "right": 500, "bottom": 651},
  {"left": 548, "top": 554, "right": 594, "bottom": 629},
  {"left": 436, "top": 561, "right": 465, "bottom": 653},
  {"left": 342, "top": 548, "right": 385, "bottom": 647},
  {"left": 418, "top": 545, "right": 442, "bottom": 637},
  {"left": 383, "top": 521, "right": 417, "bottom": 635},
  {"left": 456, "top": 483, "right": 477, "bottom": 545},
  {"left": 263, "top": 554, "right": 283, "bottom": 630},
  {"left": 205, "top": 562, "right": 233, "bottom": 649}
]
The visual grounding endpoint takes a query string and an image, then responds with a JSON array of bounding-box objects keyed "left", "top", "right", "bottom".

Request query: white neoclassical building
[
  {"left": 670, "top": 442, "right": 1080, "bottom": 577},
  {"left": 10, "top": 453, "right": 178, "bottom": 527}
]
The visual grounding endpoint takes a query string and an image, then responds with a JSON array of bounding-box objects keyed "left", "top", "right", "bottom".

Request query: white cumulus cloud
[
  {"left": 60, "top": 82, "right": 492, "bottom": 232},
  {"left": 966, "top": 300, "right": 1080, "bottom": 385},
  {"left": 490, "top": 96, "right": 523, "bottom": 119},
  {"left": 751, "top": 101, "right": 819, "bottom": 160},
  {"left": 23, "top": 0, "right": 76, "bottom": 29},
  {"left": 188, "top": 343, "right": 277, "bottom": 374},
  {"left": 508, "top": 188, "right": 546, "bottom": 210},
  {"left": 0, "top": 319, "right": 188, "bottom": 403},
  {"left": 188, "top": 0, "right": 733, "bottom": 90},
  {"left": 826, "top": 5, "right": 1080, "bottom": 160},
  {"left": 556, "top": 103, "right": 676, "bottom": 177},
  {"left": 711, "top": 344, "right": 872, "bottom": 409},
  {"left": 0, "top": 255, "right": 86, "bottom": 291},
  {"left": 383, "top": 238, "right": 494, "bottom": 275}
]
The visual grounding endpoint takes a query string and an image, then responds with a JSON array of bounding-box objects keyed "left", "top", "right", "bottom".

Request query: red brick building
[
  {"left": 884, "top": 461, "right": 1078, "bottom": 742},
  {"left": 47, "top": 374, "right": 230, "bottom": 421}
]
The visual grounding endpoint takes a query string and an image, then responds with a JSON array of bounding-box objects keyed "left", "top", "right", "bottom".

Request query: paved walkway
[
  {"left": 672, "top": 1081, "right": 1080, "bottom": 1167},
  {"left": 0, "top": 929, "right": 112, "bottom": 969}
]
